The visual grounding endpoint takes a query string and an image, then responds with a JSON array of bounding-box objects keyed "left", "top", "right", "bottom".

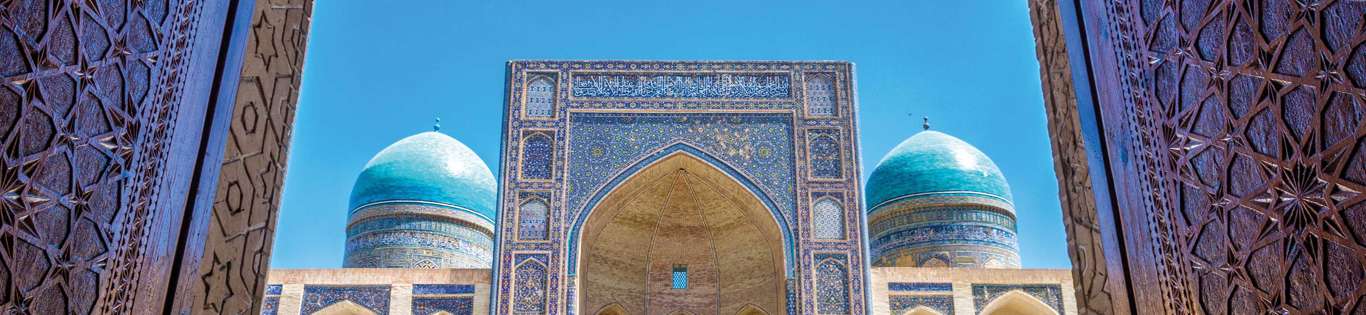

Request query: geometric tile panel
[
  {"left": 413, "top": 284, "right": 477, "bottom": 295},
  {"left": 498, "top": 61, "right": 867, "bottom": 315},
  {"left": 971, "top": 284, "right": 1063, "bottom": 315},
  {"left": 890, "top": 295, "right": 954, "bottom": 315},
  {"left": 301, "top": 285, "right": 391, "bottom": 315},
  {"left": 888, "top": 282, "right": 954, "bottom": 293},
  {"left": 412, "top": 297, "right": 474, "bottom": 315}
]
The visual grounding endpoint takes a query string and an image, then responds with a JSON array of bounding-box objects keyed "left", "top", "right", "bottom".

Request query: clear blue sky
[{"left": 273, "top": 0, "right": 1071, "bottom": 269}]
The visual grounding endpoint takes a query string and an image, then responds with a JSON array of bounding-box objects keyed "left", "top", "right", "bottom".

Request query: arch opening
[
  {"left": 578, "top": 152, "right": 788, "bottom": 315},
  {"left": 979, "top": 290, "right": 1058, "bottom": 315}
]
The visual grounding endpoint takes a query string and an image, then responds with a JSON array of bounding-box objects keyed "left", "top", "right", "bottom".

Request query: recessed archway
[
  {"left": 578, "top": 152, "right": 787, "bottom": 315},
  {"left": 979, "top": 290, "right": 1057, "bottom": 315}
]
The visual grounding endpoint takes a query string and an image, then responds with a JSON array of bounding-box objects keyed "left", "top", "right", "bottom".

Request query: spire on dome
[{"left": 433, "top": 117, "right": 442, "bottom": 131}]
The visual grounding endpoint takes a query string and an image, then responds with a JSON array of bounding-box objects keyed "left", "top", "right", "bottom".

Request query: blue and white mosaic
[
  {"left": 566, "top": 112, "right": 796, "bottom": 227},
  {"left": 412, "top": 297, "right": 474, "bottom": 315},
  {"left": 571, "top": 73, "right": 791, "bottom": 99},
  {"left": 301, "top": 285, "right": 391, "bottom": 315},
  {"left": 815, "top": 254, "right": 851, "bottom": 314},
  {"left": 497, "top": 61, "right": 866, "bottom": 315},
  {"left": 890, "top": 295, "right": 955, "bottom": 315},
  {"left": 413, "top": 284, "right": 476, "bottom": 295},
  {"left": 888, "top": 282, "right": 953, "bottom": 292},
  {"left": 972, "top": 284, "right": 1064, "bottom": 314}
]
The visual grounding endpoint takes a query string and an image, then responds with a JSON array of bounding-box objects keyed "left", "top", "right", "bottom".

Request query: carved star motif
[{"left": 1273, "top": 162, "right": 1328, "bottom": 236}]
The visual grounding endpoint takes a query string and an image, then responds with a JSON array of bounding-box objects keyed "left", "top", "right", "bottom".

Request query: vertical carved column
[
  {"left": 1026, "top": 1, "right": 1131, "bottom": 314},
  {"left": 170, "top": 0, "right": 314, "bottom": 314}
]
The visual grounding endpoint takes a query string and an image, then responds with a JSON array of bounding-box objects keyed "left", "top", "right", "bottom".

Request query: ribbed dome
[
  {"left": 348, "top": 131, "right": 497, "bottom": 221},
  {"left": 866, "top": 130, "right": 1012, "bottom": 210}
]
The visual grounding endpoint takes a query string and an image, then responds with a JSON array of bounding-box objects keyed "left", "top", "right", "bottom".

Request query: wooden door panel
[{"left": 1040, "top": 0, "right": 1366, "bottom": 313}]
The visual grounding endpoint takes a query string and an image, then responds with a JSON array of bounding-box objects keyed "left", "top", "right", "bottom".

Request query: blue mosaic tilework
[
  {"left": 815, "top": 254, "right": 850, "bottom": 314},
  {"left": 812, "top": 198, "right": 845, "bottom": 240},
  {"left": 261, "top": 297, "right": 279, "bottom": 315},
  {"left": 872, "top": 224, "right": 1019, "bottom": 251},
  {"left": 301, "top": 285, "right": 390, "bottom": 315},
  {"left": 497, "top": 61, "right": 867, "bottom": 315},
  {"left": 513, "top": 254, "right": 549, "bottom": 314},
  {"left": 890, "top": 295, "right": 954, "bottom": 315},
  {"left": 566, "top": 113, "right": 795, "bottom": 222},
  {"left": 266, "top": 284, "right": 283, "bottom": 295},
  {"left": 344, "top": 228, "right": 493, "bottom": 268},
  {"left": 804, "top": 73, "right": 837, "bottom": 116},
  {"left": 517, "top": 199, "right": 549, "bottom": 240},
  {"left": 888, "top": 282, "right": 953, "bottom": 292},
  {"left": 807, "top": 129, "right": 843, "bottom": 179},
  {"left": 521, "top": 132, "right": 554, "bottom": 180},
  {"left": 526, "top": 75, "right": 556, "bottom": 117},
  {"left": 972, "top": 284, "right": 1064, "bottom": 314},
  {"left": 413, "top": 284, "right": 476, "bottom": 295},
  {"left": 413, "top": 297, "right": 474, "bottom": 315},
  {"left": 571, "top": 73, "right": 791, "bottom": 98}
]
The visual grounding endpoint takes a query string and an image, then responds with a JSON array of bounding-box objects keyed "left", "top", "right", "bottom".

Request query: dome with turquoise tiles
[
  {"left": 865, "top": 130, "right": 1021, "bottom": 269},
  {"left": 866, "top": 130, "right": 1013, "bottom": 211},
  {"left": 344, "top": 131, "right": 498, "bottom": 269},
  {"left": 348, "top": 131, "right": 497, "bottom": 221}
]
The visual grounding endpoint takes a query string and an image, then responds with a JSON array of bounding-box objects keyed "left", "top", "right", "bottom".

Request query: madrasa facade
[{"left": 263, "top": 61, "right": 1076, "bottom": 315}]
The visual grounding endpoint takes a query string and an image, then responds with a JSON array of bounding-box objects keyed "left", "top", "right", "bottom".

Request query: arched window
[
  {"left": 815, "top": 259, "right": 850, "bottom": 315},
  {"left": 526, "top": 77, "right": 555, "bottom": 117},
  {"left": 809, "top": 134, "right": 842, "bottom": 178},
  {"left": 521, "top": 133, "right": 553, "bottom": 180},
  {"left": 518, "top": 199, "right": 548, "bottom": 240},
  {"left": 805, "top": 74, "right": 836, "bottom": 116},
  {"left": 812, "top": 198, "right": 845, "bottom": 240}
]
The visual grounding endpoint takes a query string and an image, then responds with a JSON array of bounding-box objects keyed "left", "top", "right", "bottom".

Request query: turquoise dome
[
  {"left": 866, "top": 130, "right": 1013, "bottom": 210},
  {"left": 348, "top": 131, "right": 497, "bottom": 221}
]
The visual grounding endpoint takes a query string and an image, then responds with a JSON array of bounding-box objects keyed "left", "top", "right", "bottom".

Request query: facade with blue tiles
[{"left": 262, "top": 60, "right": 1074, "bottom": 315}]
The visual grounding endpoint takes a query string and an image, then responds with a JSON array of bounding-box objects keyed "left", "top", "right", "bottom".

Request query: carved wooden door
[
  {"left": 1033, "top": 0, "right": 1366, "bottom": 314},
  {"left": 0, "top": 0, "right": 310, "bottom": 314}
]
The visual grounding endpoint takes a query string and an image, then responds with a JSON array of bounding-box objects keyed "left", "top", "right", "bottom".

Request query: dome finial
[
  {"left": 923, "top": 116, "right": 930, "bottom": 130},
  {"left": 433, "top": 117, "right": 442, "bottom": 131}
]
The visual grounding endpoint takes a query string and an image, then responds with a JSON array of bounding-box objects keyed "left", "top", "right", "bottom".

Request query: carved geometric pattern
[
  {"left": 518, "top": 198, "right": 548, "bottom": 241},
  {"left": 1025, "top": 0, "right": 1128, "bottom": 313},
  {"left": 812, "top": 198, "right": 845, "bottom": 240},
  {"left": 520, "top": 132, "right": 553, "bottom": 180},
  {"left": 0, "top": 0, "right": 217, "bottom": 313},
  {"left": 1090, "top": 0, "right": 1366, "bottom": 313},
  {"left": 526, "top": 76, "right": 555, "bottom": 117},
  {"left": 805, "top": 72, "right": 837, "bottom": 116},
  {"left": 188, "top": 0, "right": 314, "bottom": 313}
]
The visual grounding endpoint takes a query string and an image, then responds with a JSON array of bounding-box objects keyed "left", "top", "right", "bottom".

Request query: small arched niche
[{"left": 979, "top": 290, "right": 1058, "bottom": 315}]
